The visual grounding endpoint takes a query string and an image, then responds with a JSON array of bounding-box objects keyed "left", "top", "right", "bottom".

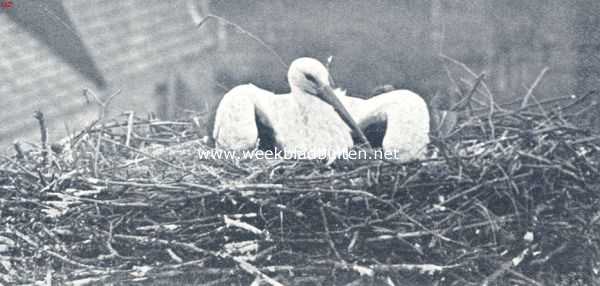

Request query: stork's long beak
[{"left": 317, "top": 84, "right": 371, "bottom": 147}]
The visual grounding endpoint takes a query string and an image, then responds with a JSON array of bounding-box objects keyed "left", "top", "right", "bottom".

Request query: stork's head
[
  {"left": 288, "top": 57, "right": 332, "bottom": 95},
  {"left": 287, "top": 57, "right": 371, "bottom": 146}
]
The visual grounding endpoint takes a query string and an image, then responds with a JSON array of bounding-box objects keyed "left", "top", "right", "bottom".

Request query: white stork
[{"left": 212, "top": 57, "right": 430, "bottom": 162}]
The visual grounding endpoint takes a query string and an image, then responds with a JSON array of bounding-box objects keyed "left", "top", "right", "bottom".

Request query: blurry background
[{"left": 1, "top": 0, "right": 599, "bottom": 148}]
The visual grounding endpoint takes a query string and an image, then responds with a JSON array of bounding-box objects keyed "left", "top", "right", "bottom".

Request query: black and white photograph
[{"left": 1, "top": 0, "right": 599, "bottom": 285}]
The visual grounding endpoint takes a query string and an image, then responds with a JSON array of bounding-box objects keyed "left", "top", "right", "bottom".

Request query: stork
[{"left": 212, "top": 57, "right": 430, "bottom": 162}]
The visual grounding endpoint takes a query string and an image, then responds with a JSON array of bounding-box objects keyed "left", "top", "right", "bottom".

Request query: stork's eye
[{"left": 304, "top": 73, "right": 318, "bottom": 85}]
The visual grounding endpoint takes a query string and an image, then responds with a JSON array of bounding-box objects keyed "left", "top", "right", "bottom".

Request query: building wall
[
  {"left": 211, "top": 0, "right": 577, "bottom": 99},
  {"left": 0, "top": 0, "right": 215, "bottom": 147}
]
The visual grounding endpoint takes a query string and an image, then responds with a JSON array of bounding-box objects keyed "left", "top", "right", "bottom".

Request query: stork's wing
[
  {"left": 213, "top": 84, "right": 274, "bottom": 150},
  {"left": 339, "top": 90, "right": 430, "bottom": 161}
]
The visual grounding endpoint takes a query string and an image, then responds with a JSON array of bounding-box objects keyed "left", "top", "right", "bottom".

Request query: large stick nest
[{"left": 1, "top": 91, "right": 600, "bottom": 286}]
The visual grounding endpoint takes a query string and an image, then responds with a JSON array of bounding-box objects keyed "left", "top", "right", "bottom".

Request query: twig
[
  {"left": 233, "top": 257, "right": 285, "bottom": 286},
  {"left": 13, "top": 141, "right": 25, "bottom": 160},
  {"left": 33, "top": 111, "right": 48, "bottom": 166},
  {"left": 10, "top": 226, "right": 99, "bottom": 270},
  {"left": 319, "top": 203, "right": 346, "bottom": 265},
  {"left": 439, "top": 53, "right": 503, "bottom": 111},
  {"left": 440, "top": 54, "right": 499, "bottom": 138},
  {"left": 93, "top": 133, "right": 102, "bottom": 178},
  {"left": 100, "top": 137, "right": 202, "bottom": 179},
  {"left": 84, "top": 89, "right": 121, "bottom": 121},
  {"left": 124, "top": 111, "right": 134, "bottom": 147},
  {"left": 520, "top": 67, "right": 549, "bottom": 108},
  {"left": 451, "top": 73, "right": 485, "bottom": 114}
]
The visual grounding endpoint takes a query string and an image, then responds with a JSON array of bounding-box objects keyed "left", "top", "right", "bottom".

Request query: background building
[{"left": 0, "top": 0, "right": 596, "bottom": 148}]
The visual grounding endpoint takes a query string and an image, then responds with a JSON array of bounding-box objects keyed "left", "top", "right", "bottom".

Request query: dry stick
[
  {"left": 520, "top": 67, "right": 549, "bottom": 109},
  {"left": 33, "top": 111, "right": 48, "bottom": 166},
  {"left": 481, "top": 248, "right": 532, "bottom": 286},
  {"left": 240, "top": 262, "right": 463, "bottom": 276},
  {"left": 83, "top": 178, "right": 198, "bottom": 194},
  {"left": 197, "top": 14, "right": 288, "bottom": 70},
  {"left": 103, "top": 222, "right": 122, "bottom": 260},
  {"left": 456, "top": 123, "right": 573, "bottom": 151},
  {"left": 124, "top": 111, "right": 134, "bottom": 147},
  {"left": 440, "top": 54, "right": 498, "bottom": 138},
  {"left": 441, "top": 172, "right": 531, "bottom": 206},
  {"left": 561, "top": 90, "right": 597, "bottom": 111},
  {"left": 486, "top": 94, "right": 497, "bottom": 140},
  {"left": 456, "top": 78, "right": 491, "bottom": 108},
  {"left": 368, "top": 262, "right": 461, "bottom": 274},
  {"left": 167, "top": 183, "right": 390, "bottom": 210},
  {"left": 397, "top": 207, "right": 461, "bottom": 245},
  {"left": 84, "top": 88, "right": 122, "bottom": 176},
  {"left": 131, "top": 134, "right": 178, "bottom": 144},
  {"left": 439, "top": 54, "right": 503, "bottom": 110},
  {"left": 60, "top": 261, "right": 461, "bottom": 286},
  {"left": 13, "top": 141, "right": 25, "bottom": 160},
  {"left": 471, "top": 93, "right": 581, "bottom": 119},
  {"left": 365, "top": 216, "right": 516, "bottom": 241},
  {"left": 530, "top": 241, "right": 569, "bottom": 266},
  {"left": 443, "top": 64, "right": 462, "bottom": 98},
  {"left": 570, "top": 134, "right": 600, "bottom": 144},
  {"left": 83, "top": 119, "right": 189, "bottom": 136},
  {"left": 0, "top": 155, "right": 39, "bottom": 183},
  {"left": 100, "top": 137, "right": 202, "bottom": 179},
  {"left": 480, "top": 258, "right": 517, "bottom": 286},
  {"left": 110, "top": 232, "right": 284, "bottom": 286},
  {"left": 233, "top": 257, "right": 285, "bottom": 286},
  {"left": 313, "top": 259, "right": 461, "bottom": 276},
  {"left": 529, "top": 91, "right": 552, "bottom": 123},
  {"left": 84, "top": 89, "right": 121, "bottom": 121},
  {"left": 50, "top": 192, "right": 151, "bottom": 207},
  {"left": 65, "top": 118, "right": 99, "bottom": 147},
  {"left": 319, "top": 203, "right": 347, "bottom": 266},
  {"left": 93, "top": 133, "right": 102, "bottom": 178},
  {"left": 521, "top": 68, "right": 553, "bottom": 129},
  {"left": 441, "top": 63, "right": 486, "bottom": 109},
  {"left": 10, "top": 226, "right": 100, "bottom": 271},
  {"left": 451, "top": 73, "right": 485, "bottom": 114},
  {"left": 506, "top": 269, "right": 544, "bottom": 286},
  {"left": 481, "top": 93, "right": 576, "bottom": 112}
]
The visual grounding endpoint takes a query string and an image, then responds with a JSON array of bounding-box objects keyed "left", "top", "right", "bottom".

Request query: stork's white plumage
[
  {"left": 212, "top": 57, "right": 430, "bottom": 161},
  {"left": 339, "top": 89, "right": 431, "bottom": 162}
]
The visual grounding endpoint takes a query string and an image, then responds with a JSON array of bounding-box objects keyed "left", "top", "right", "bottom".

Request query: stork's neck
[{"left": 292, "top": 89, "right": 328, "bottom": 113}]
